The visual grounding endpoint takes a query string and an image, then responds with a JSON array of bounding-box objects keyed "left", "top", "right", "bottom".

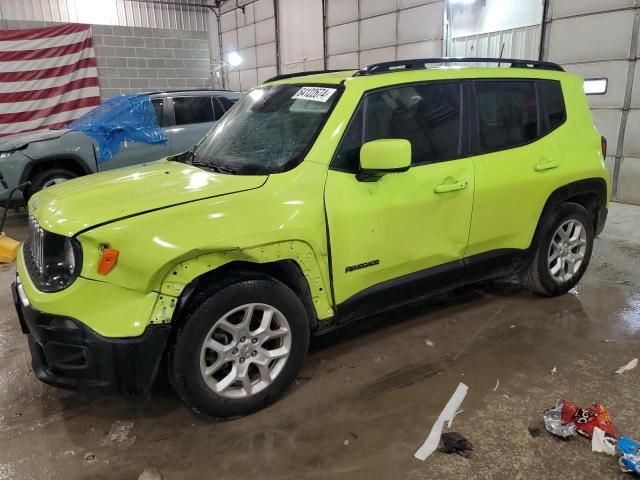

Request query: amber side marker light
[{"left": 98, "top": 248, "right": 119, "bottom": 275}]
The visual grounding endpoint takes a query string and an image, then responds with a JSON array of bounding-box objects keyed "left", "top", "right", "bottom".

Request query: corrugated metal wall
[
  {"left": 218, "top": 0, "right": 277, "bottom": 91},
  {"left": 543, "top": 0, "right": 640, "bottom": 203},
  {"left": 450, "top": 25, "right": 541, "bottom": 62},
  {"left": 324, "top": 0, "right": 444, "bottom": 69},
  {"left": 0, "top": 0, "right": 208, "bottom": 31}
]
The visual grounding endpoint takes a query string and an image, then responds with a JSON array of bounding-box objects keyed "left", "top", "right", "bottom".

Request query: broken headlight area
[{"left": 24, "top": 216, "right": 82, "bottom": 292}]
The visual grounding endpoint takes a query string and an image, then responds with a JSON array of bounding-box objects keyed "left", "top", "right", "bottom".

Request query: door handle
[
  {"left": 533, "top": 160, "right": 559, "bottom": 172},
  {"left": 433, "top": 180, "right": 468, "bottom": 194}
]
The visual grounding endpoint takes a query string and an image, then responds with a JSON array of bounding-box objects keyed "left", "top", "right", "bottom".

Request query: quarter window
[
  {"left": 475, "top": 80, "right": 538, "bottom": 152},
  {"left": 172, "top": 96, "right": 215, "bottom": 125},
  {"left": 333, "top": 82, "right": 462, "bottom": 172},
  {"left": 540, "top": 80, "right": 566, "bottom": 133}
]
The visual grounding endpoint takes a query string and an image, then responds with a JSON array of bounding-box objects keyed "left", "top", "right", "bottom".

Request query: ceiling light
[
  {"left": 227, "top": 51, "right": 243, "bottom": 67},
  {"left": 584, "top": 78, "right": 608, "bottom": 95}
]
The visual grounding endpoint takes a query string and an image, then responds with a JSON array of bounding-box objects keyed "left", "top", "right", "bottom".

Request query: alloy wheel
[
  {"left": 547, "top": 219, "right": 587, "bottom": 283},
  {"left": 199, "top": 303, "right": 292, "bottom": 399}
]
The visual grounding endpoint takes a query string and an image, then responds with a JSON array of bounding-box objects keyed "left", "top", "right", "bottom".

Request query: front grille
[{"left": 28, "top": 215, "right": 45, "bottom": 275}]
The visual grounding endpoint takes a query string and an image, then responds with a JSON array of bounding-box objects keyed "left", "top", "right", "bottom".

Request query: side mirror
[{"left": 357, "top": 139, "right": 411, "bottom": 182}]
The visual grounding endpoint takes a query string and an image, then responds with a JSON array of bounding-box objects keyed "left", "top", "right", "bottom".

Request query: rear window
[
  {"left": 475, "top": 80, "right": 538, "bottom": 152},
  {"left": 172, "top": 96, "right": 215, "bottom": 125}
]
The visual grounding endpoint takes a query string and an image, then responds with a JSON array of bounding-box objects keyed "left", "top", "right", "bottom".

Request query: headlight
[{"left": 24, "top": 216, "right": 83, "bottom": 292}]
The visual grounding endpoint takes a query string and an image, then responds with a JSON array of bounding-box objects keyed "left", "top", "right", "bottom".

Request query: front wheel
[
  {"left": 169, "top": 275, "right": 310, "bottom": 418},
  {"left": 522, "top": 202, "right": 594, "bottom": 296}
]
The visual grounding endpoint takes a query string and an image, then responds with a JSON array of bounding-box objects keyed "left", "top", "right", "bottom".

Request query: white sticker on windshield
[{"left": 292, "top": 87, "right": 337, "bottom": 103}]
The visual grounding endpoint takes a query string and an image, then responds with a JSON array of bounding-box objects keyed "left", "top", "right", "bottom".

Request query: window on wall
[
  {"left": 333, "top": 82, "right": 463, "bottom": 172},
  {"left": 475, "top": 80, "right": 538, "bottom": 152},
  {"left": 172, "top": 96, "right": 215, "bottom": 125}
]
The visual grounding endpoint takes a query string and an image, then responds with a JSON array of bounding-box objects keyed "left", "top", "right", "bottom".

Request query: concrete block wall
[
  {"left": 91, "top": 25, "right": 211, "bottom": 98},
  {"left": 544, "top": 0, "right": 640, "bottom": 204}
]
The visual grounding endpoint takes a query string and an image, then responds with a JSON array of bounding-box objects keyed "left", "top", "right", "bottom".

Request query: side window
[
  {"left": 540, "top": 80, "right": 566, "bottom": 133},
  {"left": 172, "top": 96, "right": 215, "bottom": 125},
  {"left": 333, "top": 82, "right": 462, "bottom": 172},
  {"left": 475, "top": 80, "right": 538, "bottom": 152},
  {"left": 151, "top": 98, "right": 164, "bottom": 126},
  {"left": 213, "top": 96, "right": 237, "bottom": 118}
]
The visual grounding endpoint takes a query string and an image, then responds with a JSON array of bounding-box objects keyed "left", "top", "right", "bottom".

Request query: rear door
[
  {"left": 99, "top": 96, "right": 172, "bottom": 171},
  {"left": 465, "top": 79, "right": 568, "bottom": 257},
  {"left": 324, "top": 81, "right": 475, "bottom": 311},
  {"left": 167, "top": 95, "right": 218, "bottom": 154}
]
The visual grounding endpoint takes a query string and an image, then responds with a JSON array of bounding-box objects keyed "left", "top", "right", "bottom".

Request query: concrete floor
[{"left": 0, "top": 203, "right": 639, "bottom": 480}]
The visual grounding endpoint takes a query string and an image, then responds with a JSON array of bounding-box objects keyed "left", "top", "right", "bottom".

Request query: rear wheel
[
  {"left": 26, "top": 168, "right": 78, "bottom": 200},
  {"left": 169, "top": 275, "right": 310, "bottom": 418},
  {"left": 522, "top": 202, "right": 594, "bottom": 296}
]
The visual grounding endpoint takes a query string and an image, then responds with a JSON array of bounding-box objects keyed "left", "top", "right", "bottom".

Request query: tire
[
  {"left": 169, "top": 274, "right": 310, "bottom": 418},
  {"left": 522, "top": 202, "right": 594, "bottom": 296},
  {"left": 26, "top": 168, "right": 78, "bottom": 201}
]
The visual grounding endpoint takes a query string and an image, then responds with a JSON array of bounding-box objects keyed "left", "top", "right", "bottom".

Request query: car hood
[
  {"left": 0, "top": 129, "right": 69, "bottom": 152},
  {"left": 30, "top": 159, "right": 268, "bottom": 236}
]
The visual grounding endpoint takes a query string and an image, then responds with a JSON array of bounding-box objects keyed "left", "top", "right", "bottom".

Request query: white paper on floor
[
  {"left": 615, "top": 358, "right": 638, "bottom": 374},
  {"left": 592, "top": 426, "right": 617, "bottom": 455},
  {"left": 414, "top": 382, "right": 468, "bottom": 461}
]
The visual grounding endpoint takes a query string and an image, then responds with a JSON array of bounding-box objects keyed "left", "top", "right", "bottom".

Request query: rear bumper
[{"left": 12, "top": 277, "right": 170, "bottom": 395}]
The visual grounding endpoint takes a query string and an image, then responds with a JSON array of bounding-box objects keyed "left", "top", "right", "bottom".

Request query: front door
[{"left": 324, "top": 81, "right": 475, "bottom": 313}]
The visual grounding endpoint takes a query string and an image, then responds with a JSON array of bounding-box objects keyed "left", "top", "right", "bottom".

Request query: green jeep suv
[{"left": 13, "top": 58, "right": 610, "bottom": 417}]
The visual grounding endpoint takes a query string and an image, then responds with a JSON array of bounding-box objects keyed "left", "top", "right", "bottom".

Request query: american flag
[{"left": 0, "top": 23, "right": 101, "bottom": 137}]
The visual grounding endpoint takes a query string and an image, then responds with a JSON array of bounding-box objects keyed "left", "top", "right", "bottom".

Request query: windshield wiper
[
  {"left": 190, "top": 161, "right": 238, "bottom": 175},
  {"left": 168, "top": 146, "right": 195, "bottom": 164}
]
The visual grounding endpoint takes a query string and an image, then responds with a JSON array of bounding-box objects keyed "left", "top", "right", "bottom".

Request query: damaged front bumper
[{"left": 12, "top": 276, "right": 170, "bottom": 395}]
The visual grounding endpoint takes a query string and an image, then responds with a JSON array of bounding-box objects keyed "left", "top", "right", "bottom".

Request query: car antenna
[{"left": 497, "top": 43, "right": 505, "bottom": 67}]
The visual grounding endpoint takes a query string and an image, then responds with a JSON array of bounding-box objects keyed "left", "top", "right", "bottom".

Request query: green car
[{"left": 13, "top": 58, "right": 610, "bottom": 418}]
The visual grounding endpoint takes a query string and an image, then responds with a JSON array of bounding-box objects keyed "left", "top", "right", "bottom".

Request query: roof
[
  {"left": 265, "top": 58, "right": 569, "bottom": 87},
  {"left": 148, "top": 89, "right": 241, "bottom": 97}
]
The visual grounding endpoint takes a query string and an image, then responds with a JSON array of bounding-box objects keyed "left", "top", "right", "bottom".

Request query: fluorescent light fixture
[
  {"left": 227, "top": 51, "right": 243, "bottom": 67},
  {"left": 584, "top": 78, "right": 608, "bottom": 95},
  {"left": 448, "top": 0, "right": 477, "bottom": 5}
]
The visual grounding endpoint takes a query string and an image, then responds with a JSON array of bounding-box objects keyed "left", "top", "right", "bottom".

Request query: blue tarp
[{"left": 66, "top": 94, "right": 167, "bottom": 163}]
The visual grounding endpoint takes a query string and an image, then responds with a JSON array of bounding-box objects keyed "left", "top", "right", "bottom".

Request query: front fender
[{"left": 76, "top": 161, "right": 334, "bottom": 320}]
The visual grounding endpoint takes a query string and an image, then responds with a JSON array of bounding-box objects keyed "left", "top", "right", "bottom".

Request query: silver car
[{"left": 0, "top": 89, "right": 240, "bottom": 203}]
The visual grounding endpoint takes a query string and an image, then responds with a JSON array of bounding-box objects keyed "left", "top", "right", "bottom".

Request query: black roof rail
[
  {"left": 355, "top": 57, "right": 564, "bottom": 76},
  {"left": 264, "top": 69, "right": 354, "bottom": 83}
]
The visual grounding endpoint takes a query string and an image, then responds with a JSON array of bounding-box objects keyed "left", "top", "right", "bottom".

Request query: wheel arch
[
  {"left": 532, "top": 177, "right": 607, "bottom": 249},
  {"left": 20, "top": 155, "right": 92, "bottom": 185},
  {"left": 172, "top": 259, "right": 320, "bottom": 334}
]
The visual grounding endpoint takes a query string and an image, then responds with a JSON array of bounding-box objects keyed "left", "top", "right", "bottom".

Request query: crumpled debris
[
  {"left": 414, "top": 383, "right": 468, "bottom": 461},
  {"left": 438, "top": 432, "right": 473, "bottom": 458},
  {"left": 593, "top": 426, "right": 617, "bottom": 455},
  {"left": 543, "top": 400, "right": 617, "bottom": 439},
  {"left": 615, "top": 358, "right": 638, "bottom": 375},
  {"left": 84, "top": 452, "right": 96, "bottom": 463},
  {"left": 544, "top": 401, "right": 577, "bottom": 438},
  {"left": 618, "top": 437, "right": 640, "bottom": 475}
]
